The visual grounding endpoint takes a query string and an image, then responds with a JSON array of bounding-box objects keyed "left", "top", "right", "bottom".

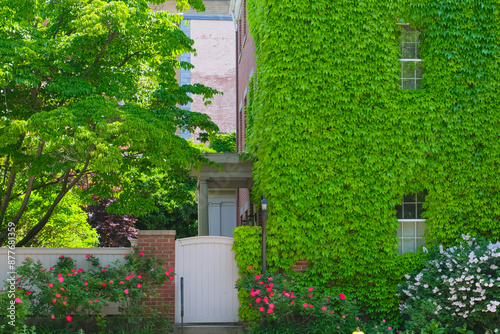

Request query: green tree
[{"left": 0, "top": 0, "right": 219, "bottom": 246}]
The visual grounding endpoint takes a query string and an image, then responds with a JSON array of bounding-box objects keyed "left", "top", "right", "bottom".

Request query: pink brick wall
[
  {"left": 136, "top": 230, "right": 176, "bottom": 324},
  {"left": 191, "top": 20, "right": 237, "bottom": 143}
]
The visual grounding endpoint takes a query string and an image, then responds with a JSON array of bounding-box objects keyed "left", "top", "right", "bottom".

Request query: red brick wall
[{"left": 136, "top": 230, "right": 176, "bottom": 323}]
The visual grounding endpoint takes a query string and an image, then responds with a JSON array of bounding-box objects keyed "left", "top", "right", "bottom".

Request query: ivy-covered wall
[{"left": 244, "top": 0, "right": 500, "bottom": 314}]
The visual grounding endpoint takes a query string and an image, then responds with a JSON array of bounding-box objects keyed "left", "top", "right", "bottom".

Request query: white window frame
[
  {"left": 396, "top": 191, "right": 427, "bottom": 254},
  {"left": 398, "top": 23, "right": 422, "bottom": 90}
]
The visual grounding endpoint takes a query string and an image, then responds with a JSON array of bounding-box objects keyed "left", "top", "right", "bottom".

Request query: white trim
[
  {"left": 400, "top": 59, "right": 422, "bottom": 62},
  {"left": 398, "top": 219, "right": 426, "bottom": 222}
]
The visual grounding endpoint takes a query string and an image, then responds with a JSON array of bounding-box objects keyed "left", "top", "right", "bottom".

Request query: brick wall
[{"left": 136, "top": 230, "right": 176, "bottom": 323}]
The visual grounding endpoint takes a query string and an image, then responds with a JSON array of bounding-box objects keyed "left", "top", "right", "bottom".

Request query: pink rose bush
[
  {"left": 235, "top": 269, "right": 394, "bottom": 333},
  {"left": 1, "top": 248, "right": 175, "bottom": 329}
]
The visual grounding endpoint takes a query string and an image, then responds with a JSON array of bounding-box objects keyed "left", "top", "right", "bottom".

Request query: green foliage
[
  {"left": 243, "top": 0, "right": 500, "bottom": 318},
  {"left": 208, "top": 132, "right": 236, "bottom": 153},
  {"left": 0, "top": 0, "right": 218, "bottom": 247},
  {"left": 232, "top": 226, "right": 262, "bottom": 275},
  {"left": 398, "top": 235, "right": 500, "bottom": 333}
]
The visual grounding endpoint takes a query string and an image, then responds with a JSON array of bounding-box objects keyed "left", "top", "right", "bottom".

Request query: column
[{"left": 198, "top": 178, "right": 209, "bottom": 236}]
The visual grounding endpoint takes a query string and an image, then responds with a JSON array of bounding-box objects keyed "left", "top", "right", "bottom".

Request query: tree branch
[
  {"left": 118, "top": 51, "right": 141, "bottom": 68},
  {"left": 15, "top": 153, "right": 91, "bottom": 247},
  {"left": 84, "top": 30, "right": 119, "bottom": 78},
  {"left": 0, "top": 134, "right": 25, "bottom": 229},
  {"left": 9, "top": 176, "right": 65, "bottom": 202},
  {"left": 53, "top": 7, "right": 65, "bottom": 39}
]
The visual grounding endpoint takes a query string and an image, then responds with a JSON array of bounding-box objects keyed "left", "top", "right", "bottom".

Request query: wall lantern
[{"left": 261, "top": 197, "right": 268, "bottom": 274}]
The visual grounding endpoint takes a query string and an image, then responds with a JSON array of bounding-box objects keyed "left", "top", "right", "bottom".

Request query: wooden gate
[{"left": 174, "top": 236, "right": 239, "bottom": 324}]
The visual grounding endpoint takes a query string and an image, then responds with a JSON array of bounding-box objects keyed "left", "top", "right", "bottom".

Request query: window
[
  {"left": 396, "top": 190, "right": 426, "bottom": 254},
  {"left": 399, "top": 25, "right": 422, "bottom": 90}
]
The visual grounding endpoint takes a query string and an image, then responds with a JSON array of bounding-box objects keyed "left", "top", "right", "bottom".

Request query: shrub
[
  {"left": 398, "top": 235, "right": 500, "bottom": 333},
  {"left": 236, "top": 270, "right": 395, "bottom": 334},
  {"left": 1, "top": 249, "right": 175, "bottom": 333}
]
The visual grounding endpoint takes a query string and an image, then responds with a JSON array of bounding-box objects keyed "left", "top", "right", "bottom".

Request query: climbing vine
[{"left": 242, "top": 0, "right": 500, "bottom": 317}]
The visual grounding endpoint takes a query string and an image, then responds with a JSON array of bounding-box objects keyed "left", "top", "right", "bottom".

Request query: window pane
[
  {"left": 403, "top": 239, "right": 416, "bottom": 253},
  {"left": 397, "top": 224, "right": 402, "bottom": 237},
  {"left": 403, "top": 204, "right": 416, "bottom": 219},
  {"left": 402, "top": 79, "right": 416, "bottom": 90},
  {"left": 402, "top": 62, "right": 416, "bottom": 78},
  {"left": 402, "top": 222, "right": 416, "bottom": 237},
  {"left": 416, "top": 203, "right": 424, "bottom": 218},
  {"left": 403, "top": 193, "right": 416, "bottom": 203},
  {"left": 396, "top": 205, "right": 403, "bottom": 219},
  {"left": 417, "top": 238, "right": 426, "bottom": 248},
  {"left": 416, "top": 221, "right": 426, "bottom": 236}
]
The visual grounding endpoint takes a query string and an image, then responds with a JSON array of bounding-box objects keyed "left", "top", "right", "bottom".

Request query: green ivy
[
  {"left": 208, "top": 132, "right": 236, "bottom": 153},
  {"left": 242, "top": 0, "right": 500, "bottom": 318}
]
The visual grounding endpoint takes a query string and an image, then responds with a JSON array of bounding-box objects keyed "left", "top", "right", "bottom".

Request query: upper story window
[
  {"left": 399, "top": 25, "right": 422, "bottom": 90},
  {"left": 396, "top": 190, "right": 427, "bottom": 254}
]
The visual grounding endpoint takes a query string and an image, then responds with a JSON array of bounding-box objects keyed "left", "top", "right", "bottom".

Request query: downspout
[{"left": 231, "top": 10, "right": 240, "bottom": 226}]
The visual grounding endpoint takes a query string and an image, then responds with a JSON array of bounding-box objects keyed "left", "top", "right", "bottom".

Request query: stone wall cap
[{"left": 137, "top": 230, "right": 176, "bottom": 236}]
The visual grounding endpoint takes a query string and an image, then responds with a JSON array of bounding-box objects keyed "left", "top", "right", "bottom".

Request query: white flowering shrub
[{"left": 398, "top": 235, "right": 500, "bottom": 333}]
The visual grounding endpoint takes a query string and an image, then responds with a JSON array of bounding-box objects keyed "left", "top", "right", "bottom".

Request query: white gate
[{"left": 175, "top": 237, "right": 239, "bottom": 324}]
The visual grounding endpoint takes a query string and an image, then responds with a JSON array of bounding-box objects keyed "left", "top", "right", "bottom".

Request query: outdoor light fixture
[
  {"left": 261, "top": 197, "right": 268, "bottom": 274},
  {"left": 261, "top": 198, "right": 268, "bottom": 215}
]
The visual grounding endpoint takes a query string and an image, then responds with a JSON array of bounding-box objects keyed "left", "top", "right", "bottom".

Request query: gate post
[{"left": 136, "top": 230, "right": 176, "bottom": 324}]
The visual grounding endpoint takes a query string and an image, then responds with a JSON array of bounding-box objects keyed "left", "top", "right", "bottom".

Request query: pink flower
[
  {"left": 269, "top": 303, "right": 275, "bottom": 309},
  {"left": 40, "top": 268, "right": 44, "bottom": 271},
  {"left": 16, "top": 277, "right": 20, "bottom": 281},
  {"left": 84, "top": 282, "right": 88, "bottom": 285},
  {"left": 322, "top": 306, "right": 327, "bottom": 311},
  {"left": 63, "top": 301, "right": 67, "bottom": 305},
  {"left": 124, "top": 289, "right": 129, "bottom": 295},
  {"left": 139, "top": 252, "right": 145, "bottom": 256},
  {"left": 308, "top": 287, "right": 313, "bottom": 292},
  {"left": 61, "top": 288, "right": 65, "bottom": 291},
  {"left": 268, "top": 277, "right": 273, "bottom": 281},
  {"left": 49, "top": 267, "right": 54, "bottom": 270},
  {"left": 165, "top": 271, "right": 170, "bottom": 276},
  {"left": 59, "top": 255, "right": 64, "bottom": 259},
  {"left": 339, "top": 293, "right": 346, "bottom": 300},
  {"left": 48, "top": 283, "right": 53, "bottom": 287},
  {"left": 255, "top": 274, "right": 261, "bottom": 280},
  {"left": 169, "top": 268, "right": 174, "bottom": 272},
  {"left": 308, "top": 304, "right": 313, "bottom": 308},
  {"left": 50, "top": 315, "right": 55, "bottom": 319},
  {"left": 58, "top": 277, "right": 64, "bottom": 283},
  {"left": 258, "top": 281, "right": 263, "bottom": 285},
  {"left": 284, "top": 292, "right": 290, "bottom": 297},
  {"left": 266, "top": 288, "right": 272, "bottom": 292},
  {"left": 52, "top": 299, "right": 56, "bottom": 303},
  {"left": 342, "top": 315, "right": 346, "bottom": 319},
  {"left": 66, "top": 315, "right": 72, "bottom": 322},
  {"left": 126, "top": 276, "right": 131, "bottom": 280},
  {"left": 55, "top": 294, "right": 61, "bottom": 298},
  {"left": 89, "top": 300, "right": 93, "bottom": 304},
  {"left": 388, "top": 327, "right": 392, "bottom": 331},
  {"left": 356, "top": 317, "right": 359, "bottom": 320},
  {"left": 137, "top": 284, "right": 142, "bottom": 288},
  {"left": 86, "top": 254, "right": 91, "bottom": 258},
  {"left": 255, "top": 289, "right": 261, "bottom": 295},
  {"left": 303, "top": 303, "right": 308, "bottom": 307},
  {"left": 102, "top": 283, "right": 107, "bottom": 287},
  {"left": 267, "top": 309, "right": 273, "bottom": 314},
  {"left": 26, "top": 291, "right": 31, "bottom": 295},
  {"left": 383, "top": 319, "right": 386, "bottom": 323},
  {"left": 169, "top": 276, "right": 174, "bottom": 281},
  {"left": 269, "top": 283, "right": 274, "bottom": 287},
  {"left": 256, "top": 297, "right": 261, "bottom": 303},
  {"left": 109, "top": 280, "right": 113, "bottom": 284},
  {"left": 259, "top": 307, "right": 265, "bottom": 312},
  {"left": 120, "top": 281, "right": 124, "bottom": 284},
  {"left": 95, "top": 299, "right": 98, "bottom": 302},
  {"left": 14, "top": 298, "right": 22, "bottom": 303},
  {"left": 25, "top": 257, "right": 29, "bottom": 260},
  {"left": 291, "top": 301, "right": 294, "bottom": 305},
  {"left": 263, "top": 296, "right": 269, "bottom": 304},
  {"left": 248, "top": 266, "right": 252, "bottom": 270},
  {"left": 138, "top": 275, "right": 142, "bottom": 279},
  {"left": 102, "top": 269, "right": 107, "bottom": 272},
  {"left": 71, "top": 269, "right": 75, "bottom": 272}
]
